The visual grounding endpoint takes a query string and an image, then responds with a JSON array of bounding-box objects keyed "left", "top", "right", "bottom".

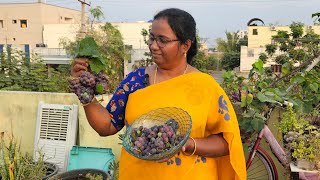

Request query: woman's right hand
[{"left": 71, "top": 58, "right": 89, "bottom": 77}]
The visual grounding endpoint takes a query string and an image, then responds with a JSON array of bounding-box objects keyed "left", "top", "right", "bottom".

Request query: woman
[{"left": 71, "top": 8, "right": 246, "bottom": 180}]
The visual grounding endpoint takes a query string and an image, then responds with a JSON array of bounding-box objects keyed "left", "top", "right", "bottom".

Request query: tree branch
[{"left": 268, "top": 53, "right": 320, "bottom": 88}]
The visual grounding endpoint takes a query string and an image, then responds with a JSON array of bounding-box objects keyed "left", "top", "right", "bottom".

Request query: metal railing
[{"left": 33, "top": 48, "right": 69, "bottom": 57}]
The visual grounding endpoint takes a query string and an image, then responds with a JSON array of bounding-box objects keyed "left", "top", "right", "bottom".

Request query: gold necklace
[{"left": 153, "top": 64, "right": 189, "bottom": 84}]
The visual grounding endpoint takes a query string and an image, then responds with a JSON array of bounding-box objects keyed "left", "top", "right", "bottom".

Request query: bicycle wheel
[{"left": 247, "top": 147, "right": 278, "bottom": 180}]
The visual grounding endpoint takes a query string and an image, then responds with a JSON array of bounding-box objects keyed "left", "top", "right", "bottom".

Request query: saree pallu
[{"left": 119, "top": 72, "right": 246, "bottom": 180}]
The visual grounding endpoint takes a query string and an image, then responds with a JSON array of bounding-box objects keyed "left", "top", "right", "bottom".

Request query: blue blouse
[{"left": 106, "top": 68, "right": 147, "bottom": 130}]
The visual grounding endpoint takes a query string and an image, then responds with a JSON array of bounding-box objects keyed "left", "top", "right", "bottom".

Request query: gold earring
[{"left": 184, "top": 52, "right": 187, "bottom": 58}]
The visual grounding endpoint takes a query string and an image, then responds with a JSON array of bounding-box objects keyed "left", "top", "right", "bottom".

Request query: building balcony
[{"left": 33, "top": 48, "right": 72, "bottom": 65}]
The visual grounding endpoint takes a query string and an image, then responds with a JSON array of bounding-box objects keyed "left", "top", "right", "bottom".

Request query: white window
[{"left": 248, "top": 49, "right": 254, "bottom": 57}]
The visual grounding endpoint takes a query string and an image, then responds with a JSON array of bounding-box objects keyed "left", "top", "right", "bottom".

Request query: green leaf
[
  {"left": 252, "top": 59, "right": 264, "bottom": 73},
  {"left": 274, "top": 88, "right": 287, "bottom": 96},
  {"left": 223, "top": 71, "right": 233, "bottom": 80},
  {"left": 76, "top": 36, "right": 100, "bottom": 58},
  {"left": 264, "top": 91, "right": 275, "bottom": 97},
  {"left": 243, "top": 109, "right": 255, "bottom": 118},
  {"left": 95, "top": 83, "right": 104, "bottom": 94},
  {"left": 274, "top": 95, "right": 283, "bottom": 102},
  {"left": 303, "top": 101, "right": 314, "bottom": 113},
  {"left": 257, "top": 81, "right": 268, "bottom": 89},
  {"left": 291, "top": 75, "right": 305, "bottom": 84},
  {"left": 240, "top": 119, "right": 253, "bottom": 133},
  {"left": 246, "top": 93, "right": 253, "bottom": 105},
  {"left": 256, "top": 92, "right": 268, "bottom": 102},
  {"left": 251, "top": 117, "right": 265, "bottom": 132},
  {"left": 241, "top": 93, "right": 247, "bottom": 107},
  {"left": 309, "top": 83, "right": 319, "bottom": 92},
  {"left": 257, "top": 92, "right": 277, "bottom": 103},
  {"left": 255, "top": 113, "right": 266, "bottom": 121},
  {"left": 89, "top": 58, "right": 105, "bottom": 73},
  {"left": 281, "top": 65, "right": 289, "bottom": 75},
  {"left": 242, "top": 144, "right": 249, "bottom": 155}
]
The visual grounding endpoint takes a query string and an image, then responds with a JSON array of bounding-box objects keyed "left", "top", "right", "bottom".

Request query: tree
[
  {"left": 216, "top": 31, "right": 248, "bottom": 70},
  {"left": 312, "top": 12, "right": 320, "bottom": 25},
  {"left": 266, "top": 22, "right": 320, "bottom": 66},
  {"left": 89, "top": 6, "right": 104, "bottom": 30},
  {"left": 221, "top": 21, "right": 320, "bottom": 143}
]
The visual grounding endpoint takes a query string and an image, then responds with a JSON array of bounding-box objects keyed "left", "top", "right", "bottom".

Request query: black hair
[{"left": 154, "top": 8, "right": 198, "bottom": 64}]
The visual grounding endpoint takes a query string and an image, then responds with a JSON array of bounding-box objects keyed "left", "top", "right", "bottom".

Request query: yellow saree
[{"left": 119, "top": 72, "right": 246, "bottom": 180}]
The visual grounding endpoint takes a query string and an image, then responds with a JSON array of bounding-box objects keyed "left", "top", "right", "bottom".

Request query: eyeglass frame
[{"left": 147, "top": 35, "right": 180, "bottom": 48}]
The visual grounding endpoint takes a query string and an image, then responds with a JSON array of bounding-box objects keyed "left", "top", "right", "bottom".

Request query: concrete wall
[{"left": 0, "top": 91, "right": 123, "bottom": 160}]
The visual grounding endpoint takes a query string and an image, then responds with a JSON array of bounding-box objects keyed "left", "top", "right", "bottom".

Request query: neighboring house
[
  {"left": 0, "top": 2, "right": 151, "bottom": 76},
  {"left": 0, "top": 2, "right": 83, "bottom": 61},
  {"left": 240, "top": 25, "right": 320, "bottom": 72}
]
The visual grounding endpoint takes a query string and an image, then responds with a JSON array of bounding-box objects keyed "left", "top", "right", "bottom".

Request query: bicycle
[
  {"left": 245, "top": 108, "right": 320, "bottom": 180},
  {"left": 246, "top": 109, "right": 288, "bottom": 180}
]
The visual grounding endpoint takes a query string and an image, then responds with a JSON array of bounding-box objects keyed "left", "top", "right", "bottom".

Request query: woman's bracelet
[{"left": 183, "top": 137, "right": 197, "bottom": 156}]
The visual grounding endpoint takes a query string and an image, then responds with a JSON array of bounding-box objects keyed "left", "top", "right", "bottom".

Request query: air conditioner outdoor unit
[{"left": 34, "top": 102, "right": 78, "bottom": 173}]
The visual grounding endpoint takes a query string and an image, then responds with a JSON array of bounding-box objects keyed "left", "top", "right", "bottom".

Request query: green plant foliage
[
  {"left": 0, "top": 133, "right": 47, "bottom": 179},
  {"left": 265, "top": 44, "right": 277, "bottom": 55},
  {"left": 75, "top": 36, "right": 106, "bottom": 73},
  {"left": 312, "top": 12, "right": 320, "bottom": 25},
  {"left": 289, "top": 22, "right": 304, "bottom": 39},
  {"left": 108, "top": 160, "right": 119, "bottom": 180},
  {"left": 216, "top": 31, "right": 247, "bottom": 70},
  {"left": 0, "top": 49, "right": 70, "bottom": 92}
]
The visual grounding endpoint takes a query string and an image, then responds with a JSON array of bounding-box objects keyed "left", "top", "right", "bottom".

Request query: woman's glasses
[{"left": 148, "top": 36, "right": 179, "bottom": 48}]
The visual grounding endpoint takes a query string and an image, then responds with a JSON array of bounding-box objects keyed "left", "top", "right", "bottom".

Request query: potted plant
[
  {"left": 50, "top": 168, "right": 109, "bottom": 180},
  {"left": 290, "top": 138, "right": 316, "bottom": 170},
  {"left": 0, "top": 132, "right": 58, "bottom": 179},
  {"left": 279, "top": 107, "right": 320, "bottom": 171}
]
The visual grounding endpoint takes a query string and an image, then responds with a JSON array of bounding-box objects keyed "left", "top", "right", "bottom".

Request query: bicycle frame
[{"left": 246, "top": 125, "right": 289, "bottom": 169}]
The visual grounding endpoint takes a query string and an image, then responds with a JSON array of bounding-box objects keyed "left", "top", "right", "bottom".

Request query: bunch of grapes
[
  {"left": 130, "top": 119, "right": 184, "bottom": 157},
  {"left": 69, "top": 71, "right": 109, "bottom": 104},
  {"left": 94, "top": 71, "right": 109, "bottom": 94}
]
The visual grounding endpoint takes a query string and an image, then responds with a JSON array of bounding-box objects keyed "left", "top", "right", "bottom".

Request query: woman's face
[{"left": 149, "top": 18, "right": 185, "bottom": 67}]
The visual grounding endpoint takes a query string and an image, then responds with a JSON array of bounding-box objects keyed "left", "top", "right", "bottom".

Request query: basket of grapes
[{"left": 123, "top": 107, "right": 192, "bottom": 161}]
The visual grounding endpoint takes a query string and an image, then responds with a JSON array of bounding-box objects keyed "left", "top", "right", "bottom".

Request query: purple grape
[
  {"left": 78, "top": 86, "right": 94, "bottom": 104},
  {"left": 79, "top": 71, "right": 96, "bottom": 87},
  {"left": 231, "top": 91, "right": 241, "bottom": 102},
  {"left": 68, "top": 78, "right": 81, "bottom": 93}
]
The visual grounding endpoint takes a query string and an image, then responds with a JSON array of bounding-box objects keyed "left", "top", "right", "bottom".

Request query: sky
[{"left": 2, "top": 0, "right": 320, "bottom": 48}]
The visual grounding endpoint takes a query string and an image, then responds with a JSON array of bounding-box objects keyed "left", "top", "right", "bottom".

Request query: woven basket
[{"left": 123, "top": 107, "right": 192, "bottom": 161}]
